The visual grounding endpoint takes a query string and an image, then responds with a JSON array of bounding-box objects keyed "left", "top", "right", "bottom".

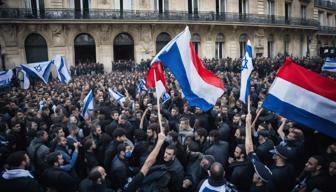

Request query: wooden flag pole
[
  {"left": 153, "top": 70, "right": 164, "bottom": 133},
  {"left": 248, "top": 95, "right": 251, "bottom": 114}
]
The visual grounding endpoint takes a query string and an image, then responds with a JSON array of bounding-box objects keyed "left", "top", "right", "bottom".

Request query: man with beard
[
  {"left": 227, "top": 144, "right": 254, "bottom": 192},
  {"left": 194, "top": 128, "right": 209, "bottom": 153},
  {"left": 0, "top": 151, "right": 42, "bottom": 192},
  {"left": 79, "top": 166, "right": 112, "bottom": 192},
  {"left": 164, "top": 145, "right": 184, "bottom": 192},
  {"left": 104, "top": 128, "right": 127, "bottom": 173}
]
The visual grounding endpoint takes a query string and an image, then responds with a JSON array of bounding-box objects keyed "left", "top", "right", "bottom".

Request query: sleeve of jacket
[{"left": 61, "top": 149, "right": 78, "bottom": 172}]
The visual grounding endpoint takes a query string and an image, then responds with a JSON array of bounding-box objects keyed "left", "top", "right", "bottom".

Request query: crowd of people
[
  {"left": 71, "top": 62, "right": 104, "bottom": 76},
  {"left": 0, "top": 56, "right": 335, "bottom": 192}
]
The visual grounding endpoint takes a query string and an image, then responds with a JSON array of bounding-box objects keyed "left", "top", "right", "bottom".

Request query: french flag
[
  {"left": 151, "top": 26, "right": 224, "bottom": 111},
  {"left": 262, "top": 58, "right": 336, "bottom": 138}
]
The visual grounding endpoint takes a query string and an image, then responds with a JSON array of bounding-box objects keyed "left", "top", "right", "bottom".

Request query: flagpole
[
  {"left": 248, "top": 95, "right": 251, "bottom": 114},
  {"left": 154, "top": 70, "right": 163, "bottom": 133}
]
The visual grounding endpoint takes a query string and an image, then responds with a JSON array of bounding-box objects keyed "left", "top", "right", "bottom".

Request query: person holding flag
[
  {"left": 239, "top": 40, "right": 254, "bottom": 112},
  {"left": 81, "top": 89, "right": 94, "bottom": 119}
]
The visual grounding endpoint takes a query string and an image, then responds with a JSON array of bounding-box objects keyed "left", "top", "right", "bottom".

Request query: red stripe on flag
[
  {"left": 189, "top": 41, "right": 225, "bottom": 90},
  {"left": 277, "top": 58, "right": 336, "bottom": 102},
  {"left": 146, "top": 62, "right": 168, "bottom": 90}
]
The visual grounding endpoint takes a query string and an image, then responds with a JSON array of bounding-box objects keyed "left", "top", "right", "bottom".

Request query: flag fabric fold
[
  {"left": 0, "top": 69, "right": 13, "bottom": 87},
  {"left": 239, "top": 40, "right": 253, "bottom": 104},
  {"left": 149, "top": 26, "right": 224, "bottom": 111},
  {"left": 20, "top": 60, "right": 54, "bottom": 84},
  {"left": 137, "top": 79, "right": 148, "bottom": 94},
  {"left": 108, "top": 88, "right": 126, "bottom": 106},
  {"left": 81, "top": 90, "right": 94, "bottom": 119},
  {"left": 322, "top": 57, "right": 336, "bottom": 72},
  {"left": 20, "top": 69, "right": 30, "bottom": 89},
  {"left": 54, "top": 55, "right": 72, "bottom": 84},
  {"left": 262, "top": 58, "right": 336, "bottom": 138}
]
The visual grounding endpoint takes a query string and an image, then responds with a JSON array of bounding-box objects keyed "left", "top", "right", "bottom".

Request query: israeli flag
[
  {"left": 137, "top": 79, "right": 148, "bottom": 93},
  {"left": 21, "top": 60, "right": 54, "bottom": 84},
  {"left": 108, "top": 88, "right": 126, "bottom": 106},
  {"left": 0, "top": 69, "right": 13, "bottom": 87},
  {"left": 54, "top": 55, "right": 71, "bottom": 84},
  {"left": 81, "top": 90, "right": 94, "bottom": 119},
  {"left": 322, "top": 57, "right": 336, "bottom": 72},
  {"left": 239, "top": 40, "right": 254, "bottom": 104},
  {"left": 20, "top": 69, "right": 30, "bottom": 89},
  {"left": 161, "top": 92, "right": 171, "bottom": 104}
]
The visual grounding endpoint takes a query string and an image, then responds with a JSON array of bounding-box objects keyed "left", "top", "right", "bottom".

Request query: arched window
[
  {"left": 192, "top": 33, "right": 201, "bottom": 56},
  {"left": 113, "top": 33, "right": 134, "bottom": 61},
  {"left": 216, "top": 33, "right": 225, "bottom": 59},
  {"left": 156, "top": 32, "right": 171, "bottom": 53},
  {"left": 239, "top": 33, "right": 248, "bottom": 58},
  {"left": 74, "top": 33, "right": 96, "bottom": 63},
  {"left": 25, "top": 33, "right": 48, "bottom": 63},
  {"left": 267, "top": 34, "right": 274, "bottom": 58}
]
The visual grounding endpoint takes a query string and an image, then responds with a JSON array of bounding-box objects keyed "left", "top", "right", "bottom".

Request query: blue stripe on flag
[
  {"left": 262, "top": 94, "right": 336, "bottom": 138},
  {"left": 82, "top": 90, "right": 93, "bottom": 117},
  {"left": 159, "top": 43, "right": 213, "bottom": 111}
]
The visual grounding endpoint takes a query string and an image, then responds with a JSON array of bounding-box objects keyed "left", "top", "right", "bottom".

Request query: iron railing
[
  {"left": 315, "top": 0, "right": 336, "bottom": 11},
  {"left": 0, "top": 8, "right": 320, "bottom": 28},
  {"left": 319, "top": 26, "right": 336, "bottom": 33}
]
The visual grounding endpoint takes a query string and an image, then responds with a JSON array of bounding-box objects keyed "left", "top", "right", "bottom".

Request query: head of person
[
  {"left": 179, "top": 117, "right": 190, "bottom": 130},
  {"left": 200, "top": 155, "right": 215, "bottom": 171},
  {"left": 171, "top": 107, "right": 179, "bottom": 117},
  {"left": 234, "top": 144, "right": 246, "bottom": 161},
  {"left": 329, "top": 160, "right": 336, "bottom": 177},
  {"left": 270, "top": 145, "right": 292, "bottom": 164},
  {"left": 46, "top": 152, "right": 64, "bottom": 167},
  {"left": 88, "top": 166, "right": 107, "bottom": 184},
  {"left": 164, "top": 145, "right": 177, "bottom": 163},
  {"left": 118, "top": 114, "right": 128, "bottom": 125},
  {"left": 56, "top": 136, "right": 68, "bottom": 147},
  {"left": 209, "top": 130, "right": 220, "bottom": 144},
  {"left": 111, "top": 110, "right": 119, "bottom": 121},
  {"left": 55, "top": 127, "right": 65, "bottom": 138},
  {"left": 232, "top": 114, "right": 241, "bottom": 125},
  {"left": 304, "top": 155, "right": 325, "bottom": 175},
  {"left": 117, "top": 143, "right": 132, "bottom": 160},
  {"left": 84, "top": 138, "right": 96, "bottom": 151},
  {"left": 209, "top": 162, "right": 225, "bottom": 181},
  {"left": 234, "top": 127, "right": 245, "bottom": 143},
  {"left": 112, "top": 128, "right": 127, "bottom": 142},
  {"left": 257, "top": 130, "right": 269, "bottom": 144},
  {"left": 147, "top": 123, "right": 158, "bottom": 140},
  {"left": 194, "top": 128, "right": 207, "bottom": 142},
  {"left": 6, "top": 151, "right": 30, "bottom": 170},
  {"left": 36, "top": 130, "right": 49, "bottom": 143},
  {"left": 252, "top": 160, "right": 272, "bottom": 186},
  {"left": 69, "top": 124, "right": 79, "bottom": 136}
]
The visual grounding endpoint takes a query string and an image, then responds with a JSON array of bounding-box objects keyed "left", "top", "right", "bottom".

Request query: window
[
  {"left": 319, "top": 11, "right": 324, "bottom": 25},
  {"left": 285, "top": 3, "right": 291, "bottom": 23},
  {"left": 188, "top": 0, "right": 199, "bottom": 14},
  {"left": 123, "top": 0, "right": 132, "bottom": 10},
  {"left": 25, "top": 33, "right": 48, "bottom": 63},
  {"left": 327, "top": 14, "right": 332, "bottom": 26},
  {"left": 192, "top": 33, "right": 201, "bottom": 56},
  {"left": 26, "top": 0, "right": 45, "bottom": 18},
  {"left": 74, "top": 0, "right": 91, "bottom": 18},
  {"left": 154, "top": 0, "right": 169, "bottom": 13},
  {"left": 239, "top": 33, "right": 248, "bottom": 58},
  {"left": 216, "top": 0, "right": 226, "bottom": 14},
  {"left": 216, "top": 33, "right": 225, "bottom": 59},
  {"left": 301, "top": 5, "right": 306, "bottom": 20},
  {"left": 284, "top": 34, "right": 290, "bottom": 56},
  {"left": 156, "top": 32, "right": 171, "bottom": 53},
  {"left": 239, "top": 0, "right": 248, "bottom": 14},
  {"left": 267, "top": 34, "right": 274, "bottom": 58},
  {"left": 267, "top": 0, "right": 274, "bottom": 16}
]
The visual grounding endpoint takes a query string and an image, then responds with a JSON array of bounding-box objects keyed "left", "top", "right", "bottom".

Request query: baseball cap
[{"left": 252, "top": 158, "right": 272, "bottom": 182}]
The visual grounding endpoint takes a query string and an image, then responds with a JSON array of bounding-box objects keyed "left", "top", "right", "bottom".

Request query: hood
[{"left": 2, "top": 169, "right": 34, "bottom": 180}]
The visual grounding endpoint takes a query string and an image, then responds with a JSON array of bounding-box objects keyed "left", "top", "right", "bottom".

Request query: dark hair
[
  {"left": 117, "top": 143, "right": 127, "bottom": 154},
  {"left": 196, "top": 128, "right": 208, "bottom": 138},
  {"left": 312, "top": 155, "right": 325, "bottom": 169},
  {"left": 46, "top": 152, "right": 61, "bottom": 166},
  {"left": 210, "top": 162, "right": 224, "bottom": 181},
  {"left": 7, "top": 151, "right": 27, "bottom": 168},
  {"left": 88, "top": 166, "right": 102, "bottom": 183},
  {"left": 134, "top": 129, "right": 147, "bottom": 141},
  {"left": 84, "top": 139, "right": 94, "bottom": 150},
  {"left": 237, "top": 144, "right": 246, "bottom": 157},
  {"left": 112, "top": 128, "right": 126, "bottom": 139},
  {"left": 165, "top": 145, "right": 177, "bottom": 156},
  {"left": 36, "top": 130, "right": 46, "bottom": 139},
  {"left": 147, "top": 123, "right": 159, "bottom": 133},
  {"left": 209, "top": 130, "right": 220, "bottom": 142}
]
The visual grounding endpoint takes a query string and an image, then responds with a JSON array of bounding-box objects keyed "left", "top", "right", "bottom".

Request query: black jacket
[
  {"left": 79, "top": 178, "right": 113, "bottom": 192},
  {"left": 42, "top": 167, "right": 78, "bottom": 192},
  {"left": 0, "top": 175, "right": 42, "bottom": 192},
  {"left": 227, "top": 160, "right": 254, "bottom": 192},
  {"left": 205, "top": 141, "right": 229, "bottom": 166},
  {"left": 110, "top": 155, "right": 130, "bottom": 190},
  {"left": 166, "top": 158, "right": 184, "bottom": 192}
]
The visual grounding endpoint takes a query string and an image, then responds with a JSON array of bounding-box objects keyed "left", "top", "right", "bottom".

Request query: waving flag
[
  {"left": 20, "top": 69, "right": 30, "bottom": 89},
  {"left": 108, "top": 88, "right": 126, "bottom": 106},
  {"left": 0, "top": 69, "right": 13, "bottom": 87},
  {"left": 54, "top": 55, "right": 72, "bottom": 84},
  {"left": 81, "top": 90, "right": 94, "bottom": 119},
  {"left": 150, "top": 26, "right": 224, "bottom": 111},
  {"left": 137, "top": 79, "right": 148, "bottom": 94},
  {"left": 239, "top": 40, "right": 253, "bottom": 104},
  {"left": 322, "top": 57, "right": 336, "bottom": 72},
  {"left": 262, "top": 58, "right": 336, "bottom": 138},
  {"left": 21, "top": 60, "right": 53, "bottom": 84}
]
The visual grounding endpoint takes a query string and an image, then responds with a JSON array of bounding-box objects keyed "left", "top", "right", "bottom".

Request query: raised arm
[
  {"left": 245, "top": 113, "right": 254, "bottom": 154},
  {"left": 277, "top": 117, "right": 287, "bottom": 141},
  {"left": 139, "top": 108, "right": 149, "bottom": 130}
]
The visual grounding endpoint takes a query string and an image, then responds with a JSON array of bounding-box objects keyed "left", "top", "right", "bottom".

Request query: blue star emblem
[
  {"left": 241, "top": 57, "right": 248, "bottom": 71},
  {"left": 34, "top": 64, "right": 42, "bottom": 72}
]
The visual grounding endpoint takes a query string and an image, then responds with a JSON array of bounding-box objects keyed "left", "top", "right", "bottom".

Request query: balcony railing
[
  {"left": 315, "top": 0, "right": 336, "bottom": 10},
  {"left": 319, "top": 26, "right": 336, "bottom": 33},
  {"left": 0, "top": 8, "right": 319, "bottom": 28}
]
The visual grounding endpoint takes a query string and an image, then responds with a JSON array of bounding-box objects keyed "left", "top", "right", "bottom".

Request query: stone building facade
[{"left": 0, "top": 0, "right": 335, "bottom": 71}]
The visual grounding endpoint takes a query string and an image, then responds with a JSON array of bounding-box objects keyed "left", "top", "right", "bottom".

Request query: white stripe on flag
[{"left": 269, "top": 77, "right": 336, "bottom": 124}]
